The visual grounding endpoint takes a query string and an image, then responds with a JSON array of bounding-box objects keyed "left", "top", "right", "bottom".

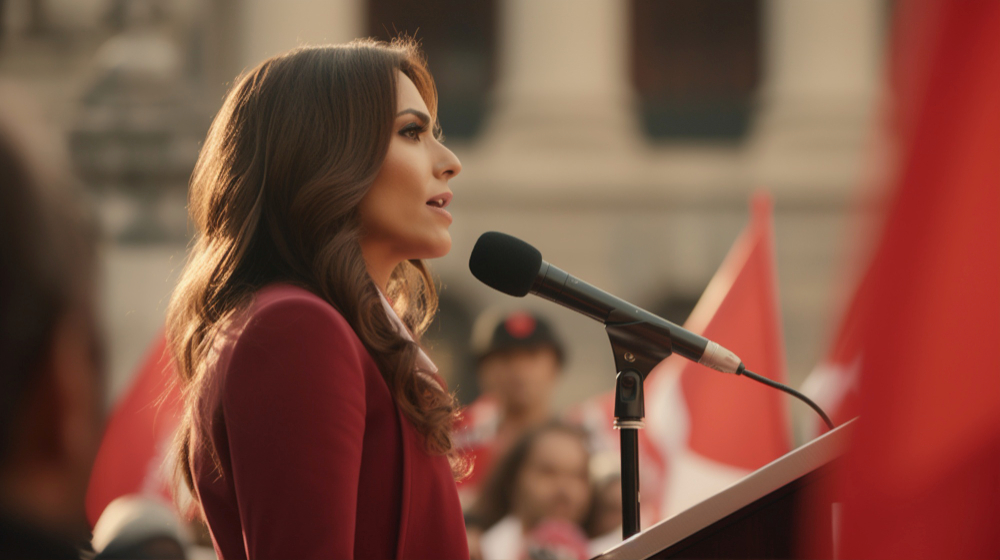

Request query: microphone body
[
  {"left": 470, "top": 232, "right": 742, "bottom": 374},
  {"left": 533, "top": 261, "right": 741, "bottom": 373}
]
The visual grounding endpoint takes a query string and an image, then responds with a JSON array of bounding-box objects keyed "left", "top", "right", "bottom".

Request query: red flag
[
  {"left": 646, "top": 193, "right": 791, "bottom": 517},
  {"left": 574, "top": 193, "right": 792, "bottom": 521},
  {"left": 85, "top": 333, "right": 183, "bottom": 526},
  {"left": 675, "top": 193, "right": 791, "bottom": 470},
  {"left": 828, "top": 0, "right": 1000, "bottom": 557}
]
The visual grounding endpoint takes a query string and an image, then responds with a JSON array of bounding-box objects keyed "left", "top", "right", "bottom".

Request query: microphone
[{"left": 468, "top": 231, "right": 743, "bottom": 374}]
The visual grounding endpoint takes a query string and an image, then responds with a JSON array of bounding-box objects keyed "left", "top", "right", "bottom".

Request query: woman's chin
[
  {"left": 411, "top": 235, "right": 452, "bottom": 261},
  {"left": 428, "top": 238, "right": 452, "bottom": 259}
]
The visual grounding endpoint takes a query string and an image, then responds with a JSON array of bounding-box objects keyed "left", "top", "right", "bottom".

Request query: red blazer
[{"left": 190, "top": 284, "right": 469, "bottom": 560}]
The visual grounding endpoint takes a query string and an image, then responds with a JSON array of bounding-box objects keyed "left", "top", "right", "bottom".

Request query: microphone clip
[{"left": 605, "top": 317, "right": 673, "bottom": 380}]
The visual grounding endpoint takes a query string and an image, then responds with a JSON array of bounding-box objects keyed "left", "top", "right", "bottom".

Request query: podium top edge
[{"left": 593, "top": 418, "right": 858, "bottom": 560}]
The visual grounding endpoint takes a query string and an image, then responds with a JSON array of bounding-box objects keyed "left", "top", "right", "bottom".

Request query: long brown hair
[{"left": 166, "top": 38, "right": 463, "bottom": 494}]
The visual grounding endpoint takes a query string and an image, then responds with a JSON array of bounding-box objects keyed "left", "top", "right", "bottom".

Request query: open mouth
[{"left": 426, "top": 193, "right": 452, "bottom": 209}]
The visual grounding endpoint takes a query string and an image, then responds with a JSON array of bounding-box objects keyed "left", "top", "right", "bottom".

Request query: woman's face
[{"left": 359, "top": 72, "right": 462, "bottom": 274}]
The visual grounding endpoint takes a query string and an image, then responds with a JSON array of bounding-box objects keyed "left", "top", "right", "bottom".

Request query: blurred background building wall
[{"left": 0, "top": 0, "right": 889, "bottom": 443}]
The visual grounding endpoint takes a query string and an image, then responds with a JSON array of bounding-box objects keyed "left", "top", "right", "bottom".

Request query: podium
[{"left": 593, "top": 420, "right": 856, "bottom": 560}]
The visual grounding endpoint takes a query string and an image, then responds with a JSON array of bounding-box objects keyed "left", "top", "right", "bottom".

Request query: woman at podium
[{"left": 165, "top": 38, "right": 467, "bottom": 559}]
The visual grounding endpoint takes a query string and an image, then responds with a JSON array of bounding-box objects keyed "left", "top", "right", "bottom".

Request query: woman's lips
[
  {"left": 426, "top": 192, "right": 453, "bottom": 223},
  {"left": 427, "top": 204, "right": 452, "bottom": 223}
]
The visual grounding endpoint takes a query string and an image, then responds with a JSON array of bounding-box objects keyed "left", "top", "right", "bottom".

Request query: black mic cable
[{"left": 737, "top": 364, "right": 835, "bottom": 430}]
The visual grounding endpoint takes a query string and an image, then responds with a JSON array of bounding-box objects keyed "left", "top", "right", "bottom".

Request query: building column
[
  {"left": 238, "top": 0, "right": 365, "bottom": 71},
  {"left": 476, "top": 0, "right": 642, "bottom": 164},
  {"left": 748, "top": 0, "right": 887, "bottom": 199},
  {"left": 198, "top": 0, "right": 365, "bottom": 105}
]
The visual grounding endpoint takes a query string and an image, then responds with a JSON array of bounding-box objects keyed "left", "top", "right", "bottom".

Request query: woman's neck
[{"left": 360, "top": 243, "right": 400, "bottom": 296}]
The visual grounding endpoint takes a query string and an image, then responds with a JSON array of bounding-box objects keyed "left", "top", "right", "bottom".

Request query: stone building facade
[{"left": 0, "top": 0, "right": 889, "bottom": 440}]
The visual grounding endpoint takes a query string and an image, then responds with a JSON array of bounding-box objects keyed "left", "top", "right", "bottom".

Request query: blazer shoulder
[
  {"left": 245, "top": 283, "right": 357, "bottom": 340},
  {"left": 220, "top": 283, "right": 370, "bottom": 384}
]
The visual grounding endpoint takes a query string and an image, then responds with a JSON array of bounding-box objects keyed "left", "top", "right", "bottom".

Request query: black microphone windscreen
[{"left": 469, "top": 232, "right": 542, "bottom": 297}]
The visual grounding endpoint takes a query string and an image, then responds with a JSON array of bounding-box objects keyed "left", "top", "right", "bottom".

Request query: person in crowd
[
  {"left": 91, "top": 496, "right": 189, "bottom": 559},
  {"left": 165, "top": 39, "right": 468, "bottom": 559},
  {"left": 468, "top": 421, "right": 592, "bottom": 560},
  {"left": 584, "top": 471, "right": 624, "bottom": 556},
  {"left": 456, "top": 309, "right": 566, "bottom": 503},
  {"left": 0, "top": 115, "right": 103, "bottom": 558}
]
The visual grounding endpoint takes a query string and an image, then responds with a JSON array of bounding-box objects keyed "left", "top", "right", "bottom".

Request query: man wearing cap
[{"left": 455, "top": 309, "right": 566, "bottom": 506}]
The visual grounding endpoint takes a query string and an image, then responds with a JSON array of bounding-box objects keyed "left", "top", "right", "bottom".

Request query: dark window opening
[
  {"left": 632, "top": 0, "right": 761, "bottom": 141},
  {"left": 368, "top": 0, "right": 496, "bottom": 139}
]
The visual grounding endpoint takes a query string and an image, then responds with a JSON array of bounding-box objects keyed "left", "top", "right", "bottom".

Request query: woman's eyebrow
[{"left": 396, "top": 108, "right": 430, "bottom": 125}]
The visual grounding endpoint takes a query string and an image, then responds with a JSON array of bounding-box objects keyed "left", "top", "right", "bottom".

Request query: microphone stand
[
  {"left": 605, "top": 313, "right": 674, "bottom": 540},
  {"left": 613, "top": 368, "right": 644, "bottom": 540}
]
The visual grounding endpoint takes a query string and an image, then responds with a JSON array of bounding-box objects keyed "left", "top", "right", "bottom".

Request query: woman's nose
[{"left": 435, "top": 141, "right": 462, "bottom": 179}]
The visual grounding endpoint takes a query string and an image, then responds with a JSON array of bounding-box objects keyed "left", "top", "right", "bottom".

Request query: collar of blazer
[{"left": 378, "top": 291, "right": 439, "bottom": 378}]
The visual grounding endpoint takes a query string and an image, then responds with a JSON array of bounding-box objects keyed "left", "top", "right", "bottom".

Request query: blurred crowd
[{"left": 456, "top": 309, "right": 624, "bottom": 560}]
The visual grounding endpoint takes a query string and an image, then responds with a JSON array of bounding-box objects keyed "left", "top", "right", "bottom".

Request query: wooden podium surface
[{"left": 593, "top": 420, "right": 856, "bottom": 560}]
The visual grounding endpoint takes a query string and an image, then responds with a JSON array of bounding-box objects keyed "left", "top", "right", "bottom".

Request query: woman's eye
[{"left": 400, "top": 124, "right": 424, "bottom": 141}]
